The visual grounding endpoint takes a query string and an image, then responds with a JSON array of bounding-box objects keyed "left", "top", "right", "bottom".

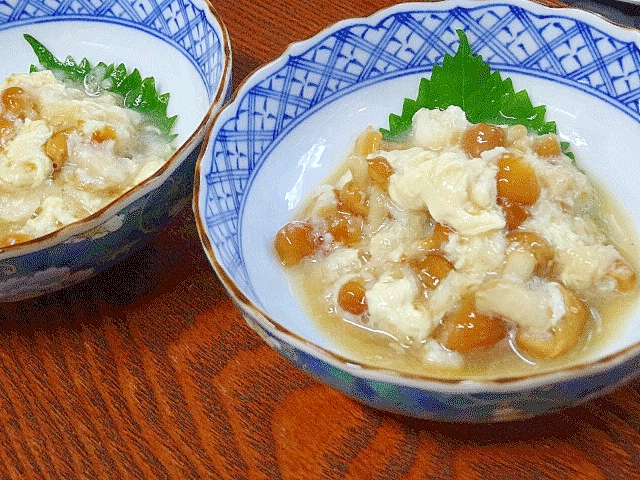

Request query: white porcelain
[
  {"left": 195, "top": 0, "right": 640, "bottom": 421},
  {"left": 0, "top": 0, "right": 232, "bottom": 301}
]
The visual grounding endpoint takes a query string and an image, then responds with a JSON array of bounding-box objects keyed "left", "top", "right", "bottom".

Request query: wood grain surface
[{"left": 1, "top": 0, "right": 640, "bottom": 478}]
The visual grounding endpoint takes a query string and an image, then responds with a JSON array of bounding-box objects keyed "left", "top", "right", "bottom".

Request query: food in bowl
[
  {"left": 0, "top": 36, "right": 176, "bottom": 247},
  {"left": 196, "top": 0, "right": 640, "bottom": 421},
  {"left": 0, "top": 0, "right": 230, "bottom": 303},
  {"left": 273, "top": 33, "right": 639, "bottom": 379}
]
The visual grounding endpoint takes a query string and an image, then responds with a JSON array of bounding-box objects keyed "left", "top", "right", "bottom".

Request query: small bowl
[
  {"left": 0, "top": 0, "right": 231, "bottom": 301},
  {"left": 195, "top": 0, "right": 640, "bottom": 422}
]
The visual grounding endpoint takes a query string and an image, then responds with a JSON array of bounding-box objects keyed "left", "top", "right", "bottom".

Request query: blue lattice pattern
[
  {"left": 205, "top": 3, "right": 640, "bottom": 283},
  {"left": 0, "top": 0, "right": 225, "bottom": 96}
]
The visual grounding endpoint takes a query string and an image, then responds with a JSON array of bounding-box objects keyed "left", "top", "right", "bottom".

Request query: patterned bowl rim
[
  {"left": 194, "top": 0, "right": 640, "bottom": 392},
  {"left": 0, "top": 0, "right": 232, "bottom": 260}
]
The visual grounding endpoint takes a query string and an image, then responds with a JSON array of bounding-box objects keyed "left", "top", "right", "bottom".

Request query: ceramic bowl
[
  {"left": 0, "top": 0, "right": 231, "bottom": 302},
  {"left": 195, "top": 0, "right": 640, "bottom": 422}
]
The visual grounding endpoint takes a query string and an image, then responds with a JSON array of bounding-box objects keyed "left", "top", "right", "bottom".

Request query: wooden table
[{"left": 1, "top": 0, "right": 640, "bottom": 478}]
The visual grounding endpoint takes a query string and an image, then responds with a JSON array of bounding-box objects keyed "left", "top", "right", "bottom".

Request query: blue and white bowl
[
  {"left": 0, "top": 0, "right": 231, "bottom": 301},
  {"left": 195, "top": 0, "right": 640, "bottom": 422}
]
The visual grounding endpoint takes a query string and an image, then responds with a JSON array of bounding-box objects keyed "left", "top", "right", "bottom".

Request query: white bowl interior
[
  {"left": 0, "top": 21, "right": 210, "bottom": 146},
  {"left": 241, "top": 70, "right": 640, "bottom": 362}
]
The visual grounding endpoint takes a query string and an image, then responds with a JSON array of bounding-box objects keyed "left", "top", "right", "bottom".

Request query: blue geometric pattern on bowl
[
  {"left": 203, "top": 2, "right": 640, "bottom": 293},
  {"left": 0, "top": 0, "right": 225, "bottom": 97}
]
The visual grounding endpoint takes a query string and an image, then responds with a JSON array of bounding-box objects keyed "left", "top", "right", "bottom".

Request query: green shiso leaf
[
  {"left": 380, "top": 30, "right": 571, "bottom": 158},
  {"left": 24, "top": 34, "right": 177, "bottom": 138}
]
